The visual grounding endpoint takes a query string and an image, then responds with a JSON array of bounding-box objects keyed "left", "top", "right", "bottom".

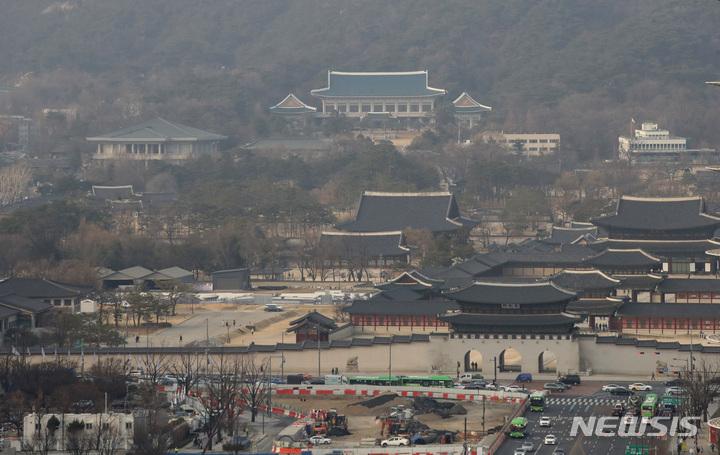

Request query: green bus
[
  {"left": 400, "top": 375, "right": 454, "bottom": 388},
  {"left": 509, "top": 417, "right": 528, "bottom": 438},
  {"left": 348, "top": 375, "right": 400, "bottom": 386},
  {"left": 641, "top": 394, "right": 659, "bottom": 418},
  {"left": 529, "top": 391, "right": 547, "bottom": 411}
]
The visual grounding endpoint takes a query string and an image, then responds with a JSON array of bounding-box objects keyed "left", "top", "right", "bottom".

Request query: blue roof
[{"left": 311, "top": 71, "right": 446, "bottom": 98}]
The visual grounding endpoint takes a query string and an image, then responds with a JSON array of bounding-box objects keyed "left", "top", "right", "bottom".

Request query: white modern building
[
  {"left": 22, "top": 412, "right": 134, "bottom": 451},
  {"left": 618, "top": 122, "right": 715, "bottom": 163}
]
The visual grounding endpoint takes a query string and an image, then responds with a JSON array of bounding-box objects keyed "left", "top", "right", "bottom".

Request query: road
[{"left": 495, "top": 381, "right": 672, "bottom": 455}]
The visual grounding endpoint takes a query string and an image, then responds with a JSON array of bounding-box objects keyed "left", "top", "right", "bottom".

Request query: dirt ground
[{"left": 271, "top": 393, "right": 518, "bottom": 446}]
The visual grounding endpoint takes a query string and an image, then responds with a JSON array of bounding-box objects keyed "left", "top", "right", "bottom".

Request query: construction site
[{"left": 271, "top": 392, "right": 517, "bottom": 449}]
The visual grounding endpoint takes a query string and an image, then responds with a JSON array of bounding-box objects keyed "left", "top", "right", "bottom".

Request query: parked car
[
  {"left": 381, "top": 437, "right": 409, "bottom": 447},
  {"left": 538, "top": 416, "right": 551, "bottom": 427},
  {"left": 630, "top": 383, "right": 652, "bottom": 391},
  {"left": 516, "top": 373, "right": 532, "bottom": 383},
  {"left": 610, "top": 387, "right": 634, "bottom": 396},
  {"left": 309, "top": 436, "right": 332, "bottom": 445},
  {"left": 544, "top": 383, "right": 565, "bottom": 392},
  {"left": 544, "top": 434, "right": 557, "bottom": 445},
  {"left": 558, "top": 374, "right": 581, "bottom": 385},
  {"left": 660, "top": 407, "right": 674, "bottom": 417},
  {"left": 602, "top": 384, "right": 621, "bottom": 392},
  {"left": 464, "top": 384, "right": 484, "bottom": 390}
]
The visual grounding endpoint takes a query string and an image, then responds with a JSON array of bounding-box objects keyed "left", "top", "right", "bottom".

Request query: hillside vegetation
[{"left": 1, "top": 0, "right": 720, "bottom": 162}]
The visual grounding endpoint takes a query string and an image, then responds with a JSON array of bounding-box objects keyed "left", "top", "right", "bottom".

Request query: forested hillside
[{"left": 2, "top": 0, "right": 720, "bottom": 162}]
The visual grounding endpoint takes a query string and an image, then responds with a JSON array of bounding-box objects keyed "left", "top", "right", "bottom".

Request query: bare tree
[
  {"left": 93, "top": 423, "right": 126, "bottom": 455},
  {"left": 158, "top": 280, "right": 197, "bottom": 316},
  {"left": 65, "top": 418, "right": 93, "bottom": 455},
  {"left": 677, "top": 360, "right": 720, "bottom": 422},
  {"left": 22, "top": 413, "right": 57, "bottom": 455},
  {"left": 193, "top": 352, "right": 246, "bottom": 450}
]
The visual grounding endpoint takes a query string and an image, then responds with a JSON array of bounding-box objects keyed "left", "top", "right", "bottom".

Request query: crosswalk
[{"left": 547, "top": 397, "right": 618, "bottom": 406}]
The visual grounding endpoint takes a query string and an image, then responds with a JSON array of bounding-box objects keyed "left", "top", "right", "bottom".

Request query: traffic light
[
  {"left": 657, "top": 370, "right": 664, "bottom": 375},
  {"left": 638, "top": 351, "right": 645, "bottom": 354},
  {"left": 654, "top": 352, "right": 660, "bottom": 355}
]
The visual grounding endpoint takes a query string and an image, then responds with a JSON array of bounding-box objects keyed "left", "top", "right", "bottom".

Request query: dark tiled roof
[
  {"left": 617, "top": 302, "right": 720, "bottom": 318},
  {"left": 0, "top": 305, "right": 18, "bottom": 319},
  {"left": 596, "top": 336, "right": 619, "bottom": 344},
  {"left": 376, "top": 270, "right": 444, "bottom": 292},
  {"left": 588, "top": 239, "right": 720, "bottom": 254},
  {"left": 87, "top": 117, "right": 227, "bottom": 142},
  {"left": 0, "top": 278, "right": 92, "bottom": 299},
  {"left": 655, "top": 278, "right": 720, "bottom": 293},
  {"left": 592, "top": 196, "right": 720, "bottom": 231},
  {"left": 336, "top": 191, "right": 478, "bottom": 233},
  {"left": 344, "top": 299, "right": 460, "bottom": 315},
  {"left": 444, "top": 281, "right": 578, "bottom": 305},
  {"left": 439, "top": 312, "right": 582, "bottom": 326},
  {"left": 369, "top": 287, "right": 425, "bottom": 301},
  {"left": 566, "top": 297, "right": 626, "bottom": 316},
  {"left": 498, "top": 244, "right": 597, "bottom": 265},
  {"left": 541, "top": 226, "right": 599, "bottom": 245},
  {"left": 615, "top": 274, "right": 665, "bottom": 290},
  {"left": 0, "top": 292, "right": 53, "bottom": 313},
  {"left": 583, "top": 249, "right": 663, "bottom": 267},
  {"left": 288, "top": 311, "right": 338, "bottom": 329},
  {"left": 318, "top": 231, "right": 410, "bottom": 257},
  {"left": 311, "top": 71, "right": 445, "bottom": 98},
  {"left": 636, "top": 340, "right": 658, "bottom": 347},
  {"left": 550, "top": 270, "right": 622, "bottom": 291}
]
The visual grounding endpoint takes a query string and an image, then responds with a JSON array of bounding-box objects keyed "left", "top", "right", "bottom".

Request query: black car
[
  {"left": 558, "top": 374, "right": 581, "bottom": 385},
  {"left": 664, "top": 379, "right": 685, "bottom": 386},
  {"left": 610, "top": 387, "right": 634, "bottom": 396}
]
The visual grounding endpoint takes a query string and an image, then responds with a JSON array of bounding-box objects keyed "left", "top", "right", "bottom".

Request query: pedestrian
[
  {"left": 135, "top": 335, "right": 139, "bottom": 343},
  {"left": 651, "top": 371, "right": 655, "bottom": 380},
  {"left": 179, "top": 335, "right": 183, "bottom": 343},
  {"left": 233, "top": 320, "right": 236, "bottom": 326},
  {"left": 251, "top": 328, "right": 254, "bottom": 335},
  {"left": 174, "top": 447, "right": 178, "bottom": 454}
]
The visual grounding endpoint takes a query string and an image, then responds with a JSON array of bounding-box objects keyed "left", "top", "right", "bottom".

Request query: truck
[
  {"left": 459, "top": 373, "right": 484, "bottom": 384},
  {"left": 324, "top": 374, "right": 349, "bottom": 385}
]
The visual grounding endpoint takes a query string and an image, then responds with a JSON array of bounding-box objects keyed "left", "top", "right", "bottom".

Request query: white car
[
  {"left": 666, "top": 386, "right": 683, "bottom": 395},
  {"left": 309, "top": 436, "right": 332, "bottom": 445},
  {"left": 630, "top": 383, "right": 652, "bottom": 391},
  {"left": 544, "top": 434, "right": 557, "bottom": 445},
  {"left": 381, "top": 437, "right": 409, "bottom": 447},
  {"left": 513, "top": 449, "right": 527, "bottom": 455},
  {"left": 539, "top": 416, "right": 551, "bottom": 427},
  {"left": 602, "top": 384, "right": 620, "bottom": 392},
  {"left": 622, "top": 414, "right": 636, "bottom": 426}
]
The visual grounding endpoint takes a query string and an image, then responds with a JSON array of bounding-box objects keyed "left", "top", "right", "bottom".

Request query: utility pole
[
  {"left": 317, "top": 327, "right": 321, "bottom": 378},
  {"left": 388, "top": 334, "right": 393, "bottom": 380}
]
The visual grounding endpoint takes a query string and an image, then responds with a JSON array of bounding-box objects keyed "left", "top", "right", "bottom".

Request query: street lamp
[
  {"left": 280, "top": 332, "right": 286, "bottom": 380},
  {"left": 388, "top": 334, "right": 394, "bottom": 380}
]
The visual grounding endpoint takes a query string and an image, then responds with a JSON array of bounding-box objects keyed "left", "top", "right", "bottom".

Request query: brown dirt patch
[{"left": 271, "top": 393, "right": 518, "bottom": 447}]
